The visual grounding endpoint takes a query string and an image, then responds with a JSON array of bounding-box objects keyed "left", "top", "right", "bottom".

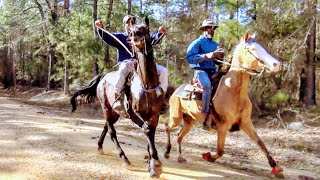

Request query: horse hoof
[
  {"left": 123, "top": 158, "right": 131, "bottom": 166},
  {"left": 164, "top": 152, "right": 170, "bottom": 159},
  {"left": 149, "top": 169, "right": 157, "bottom": 177},
  {"left": 177, "top": 156, "right": 187, "bottom": 163},
  {"left": 144, "top": 154, "right": 149, "bottom": 159},
  {"left": 154, "top": 160, "right": 162, "bottom": 167},
  {"left": 271, "top": 166, "right": 284, "bottom": 178},
  {"left": 202, "top": 152, "right": 215, "bottom": 162},
  {"left": 97, "top": 148, "right": 104, "bottom": 155}
]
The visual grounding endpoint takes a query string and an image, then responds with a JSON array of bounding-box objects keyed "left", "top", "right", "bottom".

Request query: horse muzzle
[{"left": 134, "top": 40, "right": 144, "bottom": 49}]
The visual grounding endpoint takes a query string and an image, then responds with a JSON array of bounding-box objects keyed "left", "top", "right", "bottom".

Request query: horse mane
[{"left": 232, "top": 40, "right": 245, "bottom": 63}]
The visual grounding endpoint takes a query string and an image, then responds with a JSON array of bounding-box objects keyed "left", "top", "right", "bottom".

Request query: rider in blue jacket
[
  {"left": 186, "top": 19, "right": 224, "bottom": 128},
  {"left": 95, "top": 15, "right": 168, "bottom": 117}
]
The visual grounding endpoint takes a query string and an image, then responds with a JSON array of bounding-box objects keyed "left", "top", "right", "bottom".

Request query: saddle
[{"left": 176, "top": 70, "right": 227, "bottom": 101}]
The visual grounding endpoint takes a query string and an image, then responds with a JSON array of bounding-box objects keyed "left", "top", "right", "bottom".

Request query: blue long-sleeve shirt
[
  {"left": 97, "top": 28, "right": 163, "bottom": 62},
  {"left": 186, "top": 35, "right": 219, "bottom": 71}
]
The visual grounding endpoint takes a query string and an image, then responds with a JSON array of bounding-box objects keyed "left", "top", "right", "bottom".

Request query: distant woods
[{"left": 0, "top": 0, "right": 319, "bottom": 110}]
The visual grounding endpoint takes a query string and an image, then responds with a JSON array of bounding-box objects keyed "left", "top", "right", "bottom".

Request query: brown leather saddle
[{"left": 177, "top": 70, "right": 227, "bottom": 101}]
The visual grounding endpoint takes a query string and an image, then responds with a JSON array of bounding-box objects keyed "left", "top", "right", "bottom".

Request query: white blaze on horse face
[{"left": 249, "top": 42, "right": 281, "bottom": 72}]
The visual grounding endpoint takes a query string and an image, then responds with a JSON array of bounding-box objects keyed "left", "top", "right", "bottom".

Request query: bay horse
[
  {"left": 164, "top": 31, "right": 283, "bottom": 176},
  {"left": 70, "top": 22, "right": 164, "bottom": 177}
]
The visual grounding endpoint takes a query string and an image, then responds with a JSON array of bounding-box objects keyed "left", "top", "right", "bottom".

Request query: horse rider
[
  {"left": 94, "top": 15, "right": 168, "bottom": 116},
  {"left": 186, "top": 19, "right": 225, "bottom": 129}
]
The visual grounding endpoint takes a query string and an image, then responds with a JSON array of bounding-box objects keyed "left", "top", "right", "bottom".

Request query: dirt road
[{"left": 0, "top": 91, "right": 319, "bottom": 179}]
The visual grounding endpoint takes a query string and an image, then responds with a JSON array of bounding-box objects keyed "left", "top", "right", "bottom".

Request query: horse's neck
[
  {"left": 138, "top": 52, "right": 159, "bottom": 89},
  {"left": 225, "top": 56, "right": 250, "bottom": 96}
]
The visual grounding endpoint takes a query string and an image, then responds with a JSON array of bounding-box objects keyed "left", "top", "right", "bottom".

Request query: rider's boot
[{"left": 113, "top": 92, "right": 130, "bottom": 118}]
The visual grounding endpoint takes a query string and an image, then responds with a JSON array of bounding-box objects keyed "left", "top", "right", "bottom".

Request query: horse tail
[{"left": 70, "top": 74, "right": 105, "bottom": 112}]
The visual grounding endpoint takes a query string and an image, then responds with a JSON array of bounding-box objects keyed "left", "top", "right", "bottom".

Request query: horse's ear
[
  {"left": 145, "top": 16, "right": 149, "bottom": 27},
  {"left": 242, "top": 31, "right": 250, "bottom": 42}
]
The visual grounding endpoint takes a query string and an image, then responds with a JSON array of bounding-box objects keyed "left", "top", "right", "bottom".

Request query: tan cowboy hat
[
  {"left": 123, "top": 15, "right": 136, "bottom": 24},
  {"left": 198, "top": 19, "right": 218, "bottom": 30}
]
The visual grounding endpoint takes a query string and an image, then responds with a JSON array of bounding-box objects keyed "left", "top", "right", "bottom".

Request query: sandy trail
[{"left": 0, "top": 92, "right": 319, "bottom": 179}]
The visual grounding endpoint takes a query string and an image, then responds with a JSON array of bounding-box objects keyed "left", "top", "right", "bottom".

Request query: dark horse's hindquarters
[{"left": 70, "top": 22, "right": 164, "bottom": 177}]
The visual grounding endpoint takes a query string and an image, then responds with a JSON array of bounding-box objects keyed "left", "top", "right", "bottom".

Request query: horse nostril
[{"left": 273, "top": 63, "right": 277, "bottom": 67}]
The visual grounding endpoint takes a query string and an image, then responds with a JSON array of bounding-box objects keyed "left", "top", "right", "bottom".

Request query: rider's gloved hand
[
  {"left": 213, "top": 47, "right": 225, "bottom": 60},
  {"left": 204, "top": 48, "right": 225, "bottom": 60}
]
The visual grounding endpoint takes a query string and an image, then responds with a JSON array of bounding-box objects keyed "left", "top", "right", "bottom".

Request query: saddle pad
[
  {"left": 175, "top": 84, "right": 203, "bottom": 100},
  {"left": 175, "top": 84, "right": 189, "bottom": 99}
]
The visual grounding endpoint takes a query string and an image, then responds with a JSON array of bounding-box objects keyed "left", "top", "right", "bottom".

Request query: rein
[
  {"left": 215, "top": 57, "right": 267, "bottom": 77},
  {"left": 215, "top": 38, "right": 269, "bottom": 77},
  {"left": 96, "top": 26, "right": 134, "bottom": 57}
]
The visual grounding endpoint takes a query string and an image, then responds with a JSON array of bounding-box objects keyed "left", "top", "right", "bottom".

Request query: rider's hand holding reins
[
  {"left": 214, "top": 47, "right": 225, "bottom": 60},
  {"left": 204, "top": 47, "right": 225, "bottom": 60}
]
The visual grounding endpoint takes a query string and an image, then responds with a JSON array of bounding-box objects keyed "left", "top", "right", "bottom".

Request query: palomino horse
[
  {"left": 164, "top": 31, "right": 283, "bottom": 176},
  {"left": 70, "top": 22, "right": 164, "bottom": 177}
]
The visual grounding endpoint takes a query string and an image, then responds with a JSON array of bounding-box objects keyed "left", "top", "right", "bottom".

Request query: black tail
[{"left": 70, "top": 74, "right": 104, "bottom": 112}]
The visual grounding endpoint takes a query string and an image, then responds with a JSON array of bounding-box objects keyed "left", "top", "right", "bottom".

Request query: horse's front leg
[
  {"left": 212, "top": 127, "right": 227, "bottom": 161},
  {"left": 240, "top": 118, "right": 283, "bottom": 177},
  {"left": 131, "top": 115, "right": 161, "bottom": 177},
  {"left": 144, "top": 119, "right": 161, "bottom": 177}
]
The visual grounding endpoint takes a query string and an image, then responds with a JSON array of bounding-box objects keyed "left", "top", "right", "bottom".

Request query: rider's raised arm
[
  {"left": 96, "top": 29, "right": 128, "bottom": 50},
  {"left": 150, "top": 26, "right": 166, "bottom": 45}
]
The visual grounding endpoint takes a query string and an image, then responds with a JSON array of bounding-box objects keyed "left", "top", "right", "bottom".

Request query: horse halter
[
  {"left": 238, "top": 38, "right": 270, "bottom": 76},
  {"left": 129, "top": 24, "right": 152, "bottom": 57}
]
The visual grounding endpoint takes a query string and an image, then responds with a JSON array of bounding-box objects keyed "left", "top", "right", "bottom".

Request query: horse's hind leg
[
  {"left": 108, "top": 119, "right": 131, "bottom": 165},
  {"left": 97, "top": 121, "right": 108, "bottom": 155},
  {"left": 176, "top": 116, "right": 195, "bottom": 163},
  {"left": 164, "top": 111, "right": 183, "bottom": 159},
  {"left": 97, "top": 108, "right": 114, "bottom": 154},
  {"left": 203, "top": 124, "right": 228, "bottom": 163},
  {"left": 240, "top": 119, "right": 283, "bottom": 175}
]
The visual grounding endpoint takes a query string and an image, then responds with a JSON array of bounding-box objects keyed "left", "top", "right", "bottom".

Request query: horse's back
[
  {"left": 169, "top": 84, "right": 205, "bottom": 120},
  {"left": 97, "top": 71, "right": 118, "bottom": 103}
]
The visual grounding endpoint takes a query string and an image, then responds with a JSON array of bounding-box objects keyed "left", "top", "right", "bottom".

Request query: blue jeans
[{"left": 194, "top": 70, "right": 212, "bottom": 114}]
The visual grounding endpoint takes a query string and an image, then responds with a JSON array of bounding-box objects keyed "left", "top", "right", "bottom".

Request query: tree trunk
[
  {"left": 103, "top": 0, "right": 114, "bottom": 67},
  {"left": 35, "top": 0, "right": 58, "bottom": 91},
  {"left": 92, "top": 0, "right": 99, "bottom": 77},
  {"left": 140, "top": 0, "right": 142, "bottom": 11},
  {"left": 302, "top": 0, "right": 317, "bottom": 106},
  {"left": 127, "top": 0, "right": 132, "bottom": 15},
  {"left": 205, "top": 0, "right": 208, "bottom": 13},
  {"left": 64, "top": 0, "right": 70, "bottom": 15},
  {"left": 1, "top": 37, "right": 13, "bottom": 89},
  {"left": 64, "top": 60, "right": 69, "bottom": 95},
  {"left": 47, "top": 49, "right": 53, "bottom": 91}
]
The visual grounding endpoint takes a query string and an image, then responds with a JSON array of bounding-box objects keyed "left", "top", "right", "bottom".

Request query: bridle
[
  {"left": 129, "top": 25, "right": 162, "bottom": 94},
  {"left": 224, "top": 38, "right": 269, "bottom": 76}
]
